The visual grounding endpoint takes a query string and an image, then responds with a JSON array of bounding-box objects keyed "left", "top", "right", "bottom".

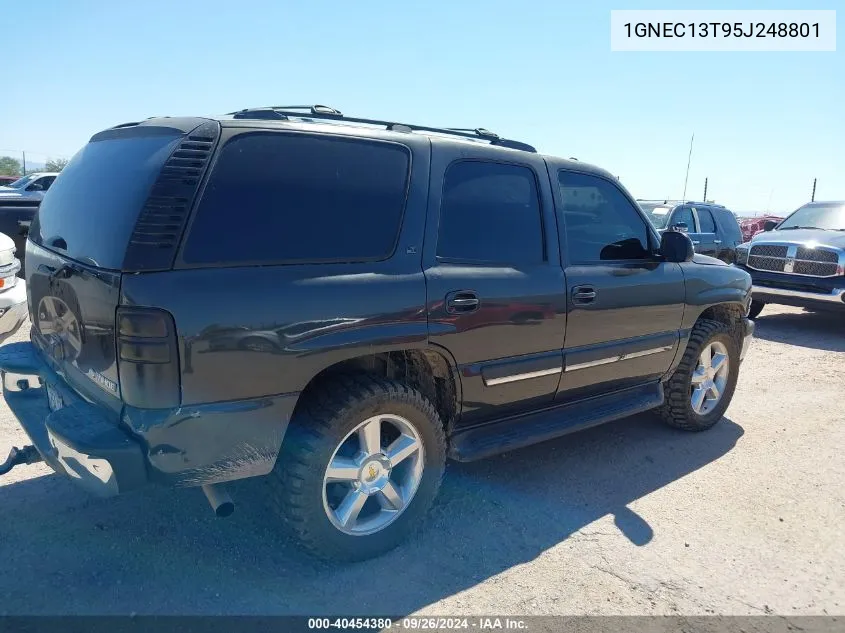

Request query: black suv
[
  {"left": 639, "top": 200, "right": 744, "bottom": 264},
  {"left": 0, "top": 106, "right": 754, "bottom": 561},
  {"left": 736, "top": 201, "right": 845, "bottom": 318}
]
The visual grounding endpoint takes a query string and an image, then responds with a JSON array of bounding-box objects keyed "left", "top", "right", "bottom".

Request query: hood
[
  {"left": 749, "top": 228, "right": 845, "bottom": 249},
  {"left": 0, "top": 190, "right": 24, "bottom": 198},
  {"left": 691, "top": 253, "right": 726, "bottom": 266}
]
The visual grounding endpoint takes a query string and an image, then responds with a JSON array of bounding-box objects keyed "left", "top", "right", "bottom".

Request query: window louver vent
[{"left": 123, "top": 122, "right": 220, "bottom": 271}]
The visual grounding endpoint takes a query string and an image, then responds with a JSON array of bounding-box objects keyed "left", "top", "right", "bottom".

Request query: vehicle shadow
[
  {"left": 0, "top": 413, "right": 743, "bottom": 615},
  {"left": 753, "top": 309, "right": 845, "bottom": 352}
]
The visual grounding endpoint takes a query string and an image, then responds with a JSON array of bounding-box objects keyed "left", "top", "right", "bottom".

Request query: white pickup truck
[
  {"left": 0, "top": 232, "right": 27, "bottom": 343},
  {"left": 0, "top": 173, "right": 59, "bottom": 203}
]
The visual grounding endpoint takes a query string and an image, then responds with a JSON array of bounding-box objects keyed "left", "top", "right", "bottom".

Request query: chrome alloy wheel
[
  {"left": 322, "top": 414, "right": 424, "bottom": 536},
  {"left": 690, "top": 341, "right": 730, "bottom": 415}
]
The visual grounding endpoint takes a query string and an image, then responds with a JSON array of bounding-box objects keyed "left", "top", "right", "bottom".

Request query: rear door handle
[
  {"left": 446, "top": 290, "right": 480, "bottom": 314},
  {"left": 571, "top": 285, "right": 597, "bottom": 305},
  {"left": 714, "top": 239, "right": 722, "bottom": 244}
]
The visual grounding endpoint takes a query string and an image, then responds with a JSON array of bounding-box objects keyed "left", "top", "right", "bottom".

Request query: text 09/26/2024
[{"left": 610, "top": 9, "right": 836, "bottom": 51}]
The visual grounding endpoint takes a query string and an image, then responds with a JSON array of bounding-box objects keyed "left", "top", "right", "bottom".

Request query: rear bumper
[{"left": 0, "top": 342, "right": 146, "bottom": 496}]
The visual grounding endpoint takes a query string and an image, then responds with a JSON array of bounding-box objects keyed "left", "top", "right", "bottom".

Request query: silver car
[{"left": 0, "top": 172, "right": 59, "bottom": 203}]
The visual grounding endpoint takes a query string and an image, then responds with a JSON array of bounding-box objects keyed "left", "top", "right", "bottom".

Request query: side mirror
[
  {"left": 672, "top": 221, "right": 689, "bottom": 233},
  {"left": 660, "top": 230, "right": 695, "bottom": 263},
  {"left": 762, "top": 220, "right": 778, "bottom": 231}
]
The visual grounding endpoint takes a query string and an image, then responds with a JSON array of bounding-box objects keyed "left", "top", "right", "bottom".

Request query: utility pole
[
  {"left": 682, "top": 134, "right": 694, "bottom": 202},
  {"left": 21, "top": 151, "right": 26, "bottom": 176},
  {"left": 703, "top": 177, "right": 708, "bottom": 203},
  {"left": 811, "top": 178, "right": 817, "bottom": 202}
]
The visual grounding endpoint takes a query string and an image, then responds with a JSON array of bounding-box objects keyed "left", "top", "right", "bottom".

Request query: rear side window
[
  {"left": 31, "top": 133, "right": 182, "bottom": 269},
  {"left": 181, "top": 133, "right": 410, "bottom": 265},
  {"left": 436, "top": 161, "right": 544, "bottom": 265},
  {"left": 696, "top": 208, "right": 717, "bottom": 233},
  {"left": 716, "top": 208, "right": 742, "bottom": 242}
]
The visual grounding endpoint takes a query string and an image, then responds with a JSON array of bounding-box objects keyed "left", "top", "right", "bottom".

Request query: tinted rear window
[
  {"left": 31, "top": 133, "right": 181, "bottom": 269},
  {"left": 181, "top": 133, "right": 411, "bottom": 265}
]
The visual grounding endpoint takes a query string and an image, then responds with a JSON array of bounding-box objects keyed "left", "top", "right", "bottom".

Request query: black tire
[
  {"left": 266, "top": 375, "right": 447, "bottom": 561},
  {"left": 660, "top": 319, "right": 740, "bottom": 432},
  {"left": 748, "top": 299, "right": 765, "bottom": 319}
]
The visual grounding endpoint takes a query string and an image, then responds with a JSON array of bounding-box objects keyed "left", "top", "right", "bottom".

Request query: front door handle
[
  {"left": 446, "top": 290, "right": 480, "bottom": 314},
  {"left": 571, "top": 285, "right": 597, "bottom": 305},
  {"left": 692, "top": 240, "right": 701, "bottom": 245}
]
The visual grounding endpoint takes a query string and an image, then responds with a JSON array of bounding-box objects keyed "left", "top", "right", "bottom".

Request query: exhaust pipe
[{"left": 202, "top": 483, "right": 234, "bottom": 518}]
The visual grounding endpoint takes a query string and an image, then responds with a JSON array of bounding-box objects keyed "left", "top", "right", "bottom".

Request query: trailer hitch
[{"left": 0, "top": 445, "right": 43, "bottom": 476}]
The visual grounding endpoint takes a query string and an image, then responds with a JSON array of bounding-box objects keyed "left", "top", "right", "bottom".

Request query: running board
[{"left": 449, "top": 383, "right": 664, "bottom": 462}]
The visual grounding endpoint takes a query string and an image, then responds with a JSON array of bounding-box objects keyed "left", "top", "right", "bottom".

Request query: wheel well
[
  {"left": 300, "top": 349, "right": 459, "bottom": 433},
  {"left": 697, "top": 303, "right": 745, "bottom": 342}
]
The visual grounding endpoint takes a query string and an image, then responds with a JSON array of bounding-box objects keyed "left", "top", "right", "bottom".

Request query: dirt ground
[{"left": 0, "top": 305, "right": 843, "bottom": 616}]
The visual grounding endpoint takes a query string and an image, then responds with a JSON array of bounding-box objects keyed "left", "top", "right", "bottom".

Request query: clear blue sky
[{"left": 1, "top": 0, "right": 841, "bottom": 214}]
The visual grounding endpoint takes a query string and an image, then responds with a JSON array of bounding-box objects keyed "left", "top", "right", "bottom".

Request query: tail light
[{"left": 116, "top": 307, "right": 180, "bottom": 408}]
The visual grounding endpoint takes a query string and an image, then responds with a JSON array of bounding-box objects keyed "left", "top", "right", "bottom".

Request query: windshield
[
  {"left": 777, "top": 203, "right": 845, "bottom": 231},
  {"left": 3, "top": 175, "right": 35, "bottom": 189},
  {"left": 639, "top": 203, "right": 674, "bottom": 229}
]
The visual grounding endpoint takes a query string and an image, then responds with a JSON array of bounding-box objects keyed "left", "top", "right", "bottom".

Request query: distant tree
[
  {"left": 45, "top": 157, "right": 70, "bottom": 172},
  {"left": 0, "top": 156, "right": 22, "bottom": 177}
]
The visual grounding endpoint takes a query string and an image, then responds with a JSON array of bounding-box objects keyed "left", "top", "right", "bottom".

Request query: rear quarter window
[
  {"left": 715, "top": 208, "right": 743, "bottom": 242},
  {"left": 181, "top": 132, "right": 411, "bottom": 265},
  {"left": 30, "top": 133, "right": 182, "bottom": 269}
]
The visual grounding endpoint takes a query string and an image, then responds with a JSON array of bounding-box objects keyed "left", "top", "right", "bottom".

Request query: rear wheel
[
  {"left": 660, "top": 319, "right": 739, "bottom": 431},
  {"left": 748, "top": 300, "right": 765, "bottom": 319},
  {"left": 267, "top": 375, "right": 446, "bottom": 561}
]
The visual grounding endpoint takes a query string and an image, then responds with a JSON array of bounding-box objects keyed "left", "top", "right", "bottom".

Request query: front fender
[{"left": 681, "top": 263, "right": 751, "bottom": 329}]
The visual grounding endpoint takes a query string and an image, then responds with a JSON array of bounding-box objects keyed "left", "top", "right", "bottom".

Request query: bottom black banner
[{"left": 0, "top": 616, "right": 840, "bottom": 633}]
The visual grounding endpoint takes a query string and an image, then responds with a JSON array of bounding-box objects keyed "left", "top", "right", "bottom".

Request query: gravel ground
[{"left": 0, "top": 304, "right": 843, "bottom": 616}]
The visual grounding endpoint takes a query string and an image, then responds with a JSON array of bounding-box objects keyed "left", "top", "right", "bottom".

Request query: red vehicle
[
  {"left": 738, "top": 215, "right": 784, "bottom": 242},
  {"left": 0, "top": 175, "right": 19, "bottom": 186}
]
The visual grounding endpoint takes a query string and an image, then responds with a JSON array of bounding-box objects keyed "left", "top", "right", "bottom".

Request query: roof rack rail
[{"left": 225, "top": 105, "right": 537, "bottom": 152}]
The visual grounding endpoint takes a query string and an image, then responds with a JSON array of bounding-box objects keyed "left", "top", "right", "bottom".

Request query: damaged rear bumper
[
  {"left": 0, "top": 341, "right": 301, "bottom": 493},
  {"left": 0, "top": 342, "right": 146, "bottom": 495}
]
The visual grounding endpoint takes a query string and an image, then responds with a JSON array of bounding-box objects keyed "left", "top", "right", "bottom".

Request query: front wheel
[
  {"left": 660, "top": 319, "right": 740, "bottom": 431},
  {"left": 267, "top": 376, "right": 446, "bottom": 561}
]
